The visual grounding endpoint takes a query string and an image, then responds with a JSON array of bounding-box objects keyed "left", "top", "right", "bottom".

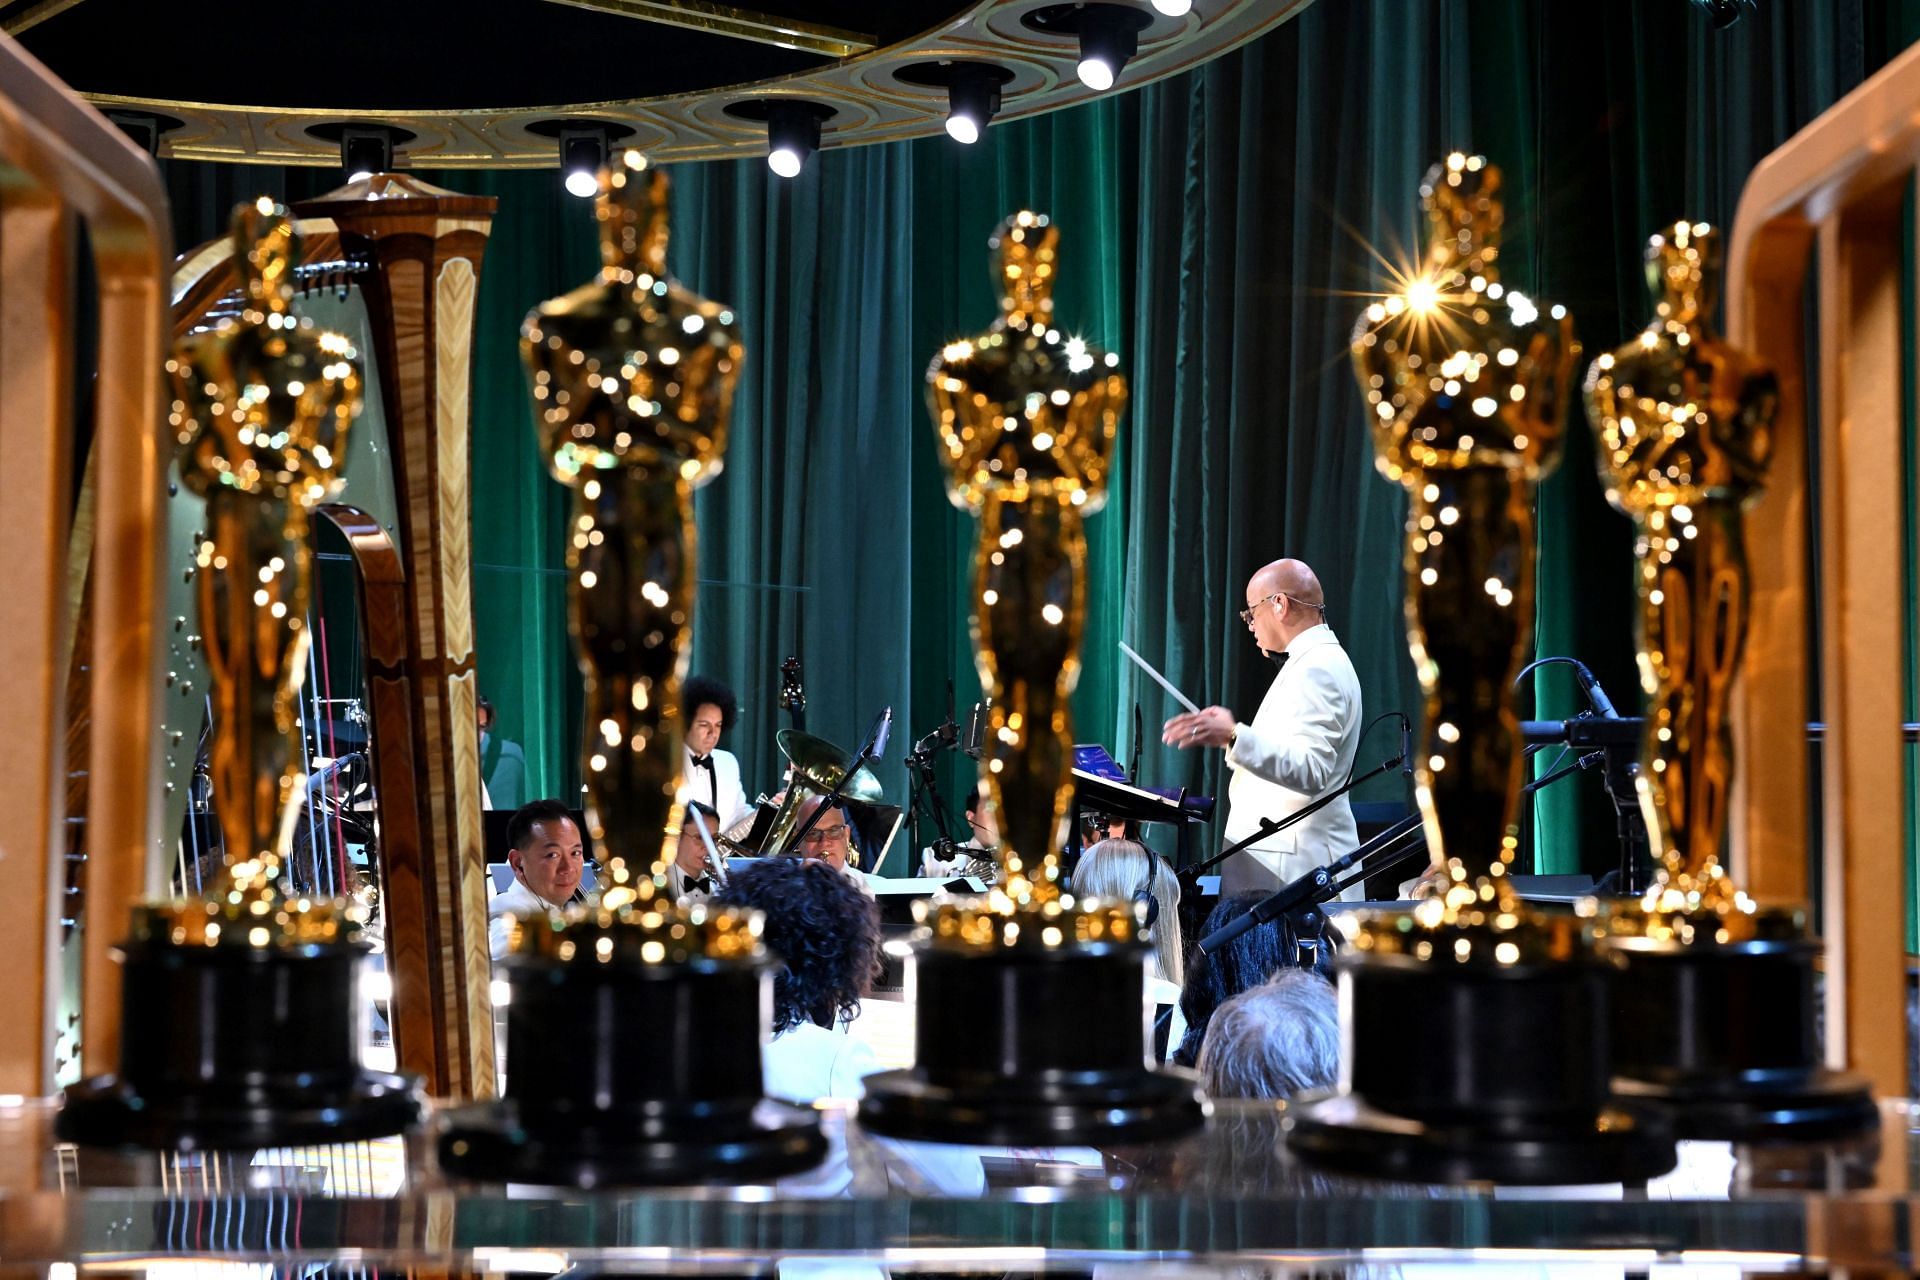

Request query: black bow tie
[
  {"left": 690, "top": 754, "right": 715, "bottom": 771},
  {"left": 1268, "top": 650, "right": 1291, "bottom": 671},
  {"left": 685, "top": 874, "right": 714, "bottom": 895}
]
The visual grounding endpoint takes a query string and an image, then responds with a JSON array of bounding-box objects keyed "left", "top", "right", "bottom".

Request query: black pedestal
[
  {"left": 1607, "top": 934, "right": 1877, "bottom": 1140},
  {"left": 858, "top": 939, "right": 1203, "bottom": 1145},
  {"left": 1288, "top": 939, "right": 1676, "bottom": 1184},
  {"left": 59, "top": 935, "right": 419, "bottom": 1150},
  {"left": 438, "top": 950, "right": 823, "bottom": 1186}
]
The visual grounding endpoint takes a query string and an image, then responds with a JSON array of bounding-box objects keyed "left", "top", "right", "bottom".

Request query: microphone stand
[
  {"left": 1521, "top": 715, "right": 1652, "bottom": 896},
  {"left": 1183, "top": 747, "right": 1408, "bottom": 880},
  {"left": 1198, "top": 814, "right": 1428, "bottom": 961},
  {"left": 780, "top": 707, "right": 892, "bottom": 858},
  {"left": 903, "top": 719, "right": 963, "bottom": 875}
]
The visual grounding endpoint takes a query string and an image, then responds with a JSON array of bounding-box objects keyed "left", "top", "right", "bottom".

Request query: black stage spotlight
[
  {"left": 724, "top": 100, "right": 838, "bottom": 178},
  {"left": 105, "top": 110, "right": 173, "bottom": 158},
  {"left": 560, "top": 127, "right": 611, "bottom": 198},
  {"left": 340, "top": 126, "right": 395, "bottom": 182},
  {"left": 1022, "top": 4, "right": 1155, "bottom": 93},
  {"left": 895, "top": 62, "right": 1017, "bottom": 146},
  {"left": 1691, "top": 0, "right": 1757, "bottom": 29}
]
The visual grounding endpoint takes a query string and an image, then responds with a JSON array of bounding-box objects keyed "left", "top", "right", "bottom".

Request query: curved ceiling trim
[{"left": 84, "top": 0, "right": 1313, "bottom": 168}]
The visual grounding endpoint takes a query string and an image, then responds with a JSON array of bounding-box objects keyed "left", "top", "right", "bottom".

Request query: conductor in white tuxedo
[
  {"left": 677, "top": 674, "right": 755, "bottom": 832},
  {"left": 1162, "top": 558, "right": 1363, "bottom": 897}
]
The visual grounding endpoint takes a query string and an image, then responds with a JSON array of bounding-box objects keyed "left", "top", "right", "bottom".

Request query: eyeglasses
[
  {"left": 796, "top": 822, "right": 849, "bottom": 846},
  {"left": 1239, "top": 592, "right": 1326, "bottom": 626}
]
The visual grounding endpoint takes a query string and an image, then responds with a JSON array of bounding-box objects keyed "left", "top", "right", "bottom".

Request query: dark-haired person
[
  {"left": 1169, "top": 892, "right": 1291, "bottom": 1069},
  {"left": 488, "top": 799, "right": 585, "bottom": 960},
  {"left": 676, "top": 674, "right": 753, "bottom": 831},
  {"left": 920, "top": 785, "right": 998, "bottom": 877},
  {"left": 715, "top": 856, "right": 983, "bottom": 1196},
  {"left": 667, "top": 800, "right": 723, "bottom": 903}
]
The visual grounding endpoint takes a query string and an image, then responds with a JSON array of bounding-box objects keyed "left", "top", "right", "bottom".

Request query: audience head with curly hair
[
  {"left": 1170, "top": 891, "right": 1291, "bottom": 1068},
  {"left": 1197, "top": 969, "right": 1340, "bottom": 1099},
  {"left": 714, "top": 855, "right": 882, "bottom": 1035}
]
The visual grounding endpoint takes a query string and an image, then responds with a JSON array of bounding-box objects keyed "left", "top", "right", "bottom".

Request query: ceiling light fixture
[
  {"left": 1075, "top": 6, "right": 1151, "bottom": 91},
  {"left": 559, "top": 127, "right": 611, "bottom": 198},
  {"left": 766, "top": 102, "right": 822, "bottom": 177},
  {"left": 945, "top": 65, "right": 1005, "bottom": 144},
  {"left": 340, "top": 126, "right": 396, "bottom": 182},
  {"left": 1150, "top": 0, "right": 1193, "bottom": 14}
]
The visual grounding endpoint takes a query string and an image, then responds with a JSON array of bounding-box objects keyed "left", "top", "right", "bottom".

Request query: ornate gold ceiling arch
[{"left": 75, "top": 0, "right": 1312, "bottom": 168}]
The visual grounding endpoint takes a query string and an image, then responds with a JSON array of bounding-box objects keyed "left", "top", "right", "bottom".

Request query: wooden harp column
[
  {"left": 1728, "top": 41, "right": 1920, "bottom": 1101},
  {"left": 295, "top": 178, "right": 499, "bottom": 1100}
]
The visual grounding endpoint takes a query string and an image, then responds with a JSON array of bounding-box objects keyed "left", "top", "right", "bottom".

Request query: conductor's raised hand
[{"left": 1162, "top": 706, "right": 1235, "bottom": 750}]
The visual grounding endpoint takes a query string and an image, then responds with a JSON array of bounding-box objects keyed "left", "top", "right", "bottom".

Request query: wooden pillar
[
  {"left": 1729, "top": 42, "right": 1920, "bottom": 1097},
  {"left": 298, "top": 177, "right": 498, "bottom": 1099}
]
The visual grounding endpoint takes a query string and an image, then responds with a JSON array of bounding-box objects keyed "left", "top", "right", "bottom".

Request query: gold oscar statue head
[
  {"left": 924, "top": 209, "right": 1135, "bottom": 944},
  {"left": 1586, "top": 221, "right": 1779, "bottom": 925},
  {"left": 521, "top": 150, "right": 749, "bottom": 949},
  {"left": 1353, "top": 153, "right": 1578, "bottom": 924},
  {"left": 160, "top": 197, "right": 363, "bottom": 943}
]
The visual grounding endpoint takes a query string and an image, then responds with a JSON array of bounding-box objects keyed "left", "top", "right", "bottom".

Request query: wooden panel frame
[
  {"left": 1728, "top": 40, "right": 1920, "bottom": 1098},
  {"left": 0, "top": 29, "right": 169, "bottom": 1090}
]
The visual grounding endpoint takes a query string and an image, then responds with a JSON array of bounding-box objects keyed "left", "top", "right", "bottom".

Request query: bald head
[
  {"left": 1250, "top": 558, "right": 1323, "bottom": 607},
  {"left": 1244, "top": 558, "right": 1327, "bottom": 652}
]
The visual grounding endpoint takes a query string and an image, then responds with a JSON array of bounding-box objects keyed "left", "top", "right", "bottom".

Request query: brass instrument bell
[{"left": 763, "top": 729, "right": 885, "bottom": 861}]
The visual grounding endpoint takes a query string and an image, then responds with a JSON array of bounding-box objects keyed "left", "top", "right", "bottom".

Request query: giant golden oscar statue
[
  {"left": 438, "top": 153, "right": 824, "bottom": 1184},
  {"left": 860, "top": 212, "right": 1201, "bottom": 1144},
  {"left": 61, "top": 200, "right": 419, "bottom": 1147},
  {"left": 1288, "top": 155, "right": 1673, "bottom": 1182},
  {"left": 1588, "top": 222, "right": 1874, "bottom": 1137}
]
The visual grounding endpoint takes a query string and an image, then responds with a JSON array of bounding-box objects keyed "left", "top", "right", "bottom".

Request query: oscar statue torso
[
  {"left": 1353, "top": 154, "right": 1577, "bottom": 906},
  {"left": 927, "top": 211, "right": 1123, "bottom": 904},
  {"left": 1586, "top": 222, "right": 1776, "bottom": 908},
  {"left": 170, "top": 198, "right": 362, "bottom": 903},
  {"left": 522, "top": 158, "right": 742, "bottom": 906}
]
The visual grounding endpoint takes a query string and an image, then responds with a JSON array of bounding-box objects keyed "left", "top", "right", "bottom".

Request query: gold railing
[{"left": 0, "top": 30, "right": 169, "bottom": 1092}]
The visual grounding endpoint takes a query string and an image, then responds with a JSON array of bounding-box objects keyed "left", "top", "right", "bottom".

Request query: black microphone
[
  {"left": 868, "top": 706, "right": 893, "bottom": 760},
  {"left": 1398, "top": 715, "right": 1412, "bottom": 775},
  {"left": 1574, "top": 662, "right": 1619, "bottom": 720}
]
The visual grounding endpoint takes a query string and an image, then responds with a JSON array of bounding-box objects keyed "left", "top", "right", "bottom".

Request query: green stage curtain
[{"left": 158, "top": 0, "right": 1920, "bottom": 886}]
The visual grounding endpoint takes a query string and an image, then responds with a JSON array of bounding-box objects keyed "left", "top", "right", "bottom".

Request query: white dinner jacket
[
  {"left": 486, "top": 876, "right": 568, "bottom": 961},
  {"left": 1220, "top": 624, "right": 1363, "bottom": 898},
  {"left": 676, "top": 744, "right": 754, "bottom": 832}
]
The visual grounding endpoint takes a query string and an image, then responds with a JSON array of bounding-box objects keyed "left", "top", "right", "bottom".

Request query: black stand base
[
  {"left": 436, "top": 947, "right": 824, "bottom": 1187},
  {"left": 57, "top": 934, "right": 420, "bottom": 1150},
  {"left": 1287, "top": 924, "right": 1676, "bottom": 1185},
  {"left": 1288, "top": 1091, "right": 1677, "bottom": 1185},
  {"left": 59, "top": 1069, "right": 419, "bottom": 1152},
  {"left": 857, "top": 939, "right": 1204, "bottom": 1146},
  {"left": 1608, "top": 933, "right": 1878, "bottom": 1141},
  {"left": 438, "top": 1097, "right": 825, "bottom": 1187}
]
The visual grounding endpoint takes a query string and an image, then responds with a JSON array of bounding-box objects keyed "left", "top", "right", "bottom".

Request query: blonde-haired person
[{"left": 1072, "top": 838, "right": 1186, "bottom": 1059}]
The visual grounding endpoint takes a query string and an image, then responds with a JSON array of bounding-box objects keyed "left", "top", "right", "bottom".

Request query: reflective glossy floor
[{"left": 0, "top": 1097, "right": 1912, "bottom": 1272}]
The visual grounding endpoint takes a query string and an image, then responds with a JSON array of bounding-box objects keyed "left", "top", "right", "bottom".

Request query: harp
[{"left": 53, "top": 172, "right": 501, "bottom": 1099}]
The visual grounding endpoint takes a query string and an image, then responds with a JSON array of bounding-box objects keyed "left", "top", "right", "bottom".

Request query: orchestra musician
[
  {"left": 487, "top": 798, "right": 587, "bottom": 960},
  {"left": 666, "top": 800, "right": 724, "bottom": 903},
  {"left": 677, "top": 674, "right": 754, "bottom": 831},
  {"left": 1162, "top": 558, "right": 1362, "bottom": 897}
]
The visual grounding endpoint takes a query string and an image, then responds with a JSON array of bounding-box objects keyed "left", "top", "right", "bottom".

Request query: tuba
[{"left": 763, "top": 728, "right": 886, "bottom": 865}]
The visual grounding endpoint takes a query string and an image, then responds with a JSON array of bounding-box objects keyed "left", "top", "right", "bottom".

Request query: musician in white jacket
[
  {"left": 676, "top": 674, "right": 754, "bottom": 832},
  {"left": 1163, "top": 558, "right": 1363, "bottom": 897}
]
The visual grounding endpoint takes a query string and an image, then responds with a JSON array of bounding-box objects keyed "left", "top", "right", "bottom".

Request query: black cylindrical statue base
[
  {"left": 1288, "top": 941, "right": 1676, "bottom": 1184},
  {"left": 857, "top": 939, "right": 1203, "bottom": 1145},
  {"left": 437, "top": 951, "right": 823, "bottom": 1186},
  {"left": 1606, "top": 935, "right": 1877, "bottom": 1140},
  {"left": 58, "top": 935, "right": 419, "bottom": 1150}
]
